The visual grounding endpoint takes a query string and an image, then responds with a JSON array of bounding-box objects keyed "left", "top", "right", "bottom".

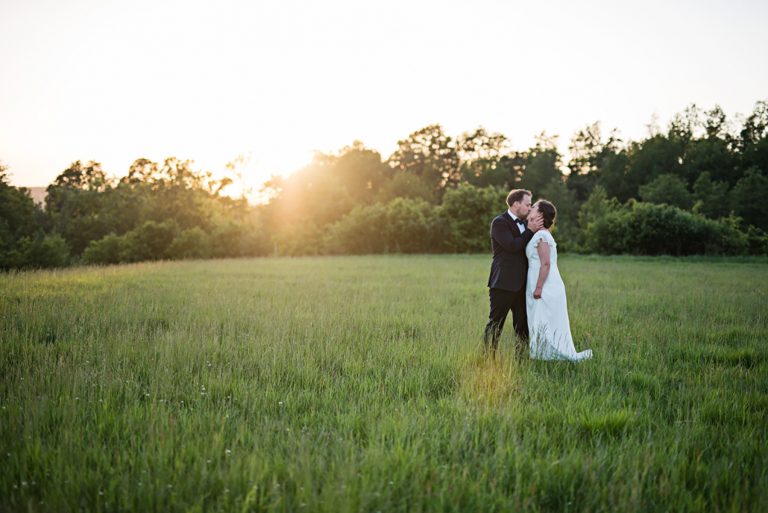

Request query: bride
[{"left": 525, "top": 200, "right": 593, "bottom": 362}]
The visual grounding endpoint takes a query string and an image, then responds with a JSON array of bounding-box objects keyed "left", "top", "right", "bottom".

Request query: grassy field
[{"left": 1, "top": 255, "right": 767, "bottom": 512}]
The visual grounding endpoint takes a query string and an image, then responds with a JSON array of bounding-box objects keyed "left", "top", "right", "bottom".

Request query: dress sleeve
[{"left": 532, "top": 231, "right": 557, "bottom": 248}]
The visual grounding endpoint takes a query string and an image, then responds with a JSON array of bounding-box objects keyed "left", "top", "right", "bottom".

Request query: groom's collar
[{"left": 507, "top": 209, "right": 521, "bottom": 222}]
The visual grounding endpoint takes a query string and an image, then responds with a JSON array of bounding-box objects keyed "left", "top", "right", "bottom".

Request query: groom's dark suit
[{"left": 484, "top": 211, "right": 535, "bottom": 356}]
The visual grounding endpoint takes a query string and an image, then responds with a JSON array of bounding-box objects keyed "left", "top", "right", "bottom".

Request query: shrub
[
  {"left": 120, "top": 220, "right": 179, "bottom": 262},
  {"left": 730, "top": 167, "right": 768, "bottom": 230},
  {"left": 438, "top": 185, "right": 506, "bottom": 252},
  {"left": 209, "top": 222, "right": 268, "bottom": 258},
  {"left": 639, "top": 173, "right": 694, "bottom": 209},
  {"left": 583, "top": 201, "right": 749, "bottom": 255},
  {"left": 383, "top": 198, "right": 445, "bottom": 253},
  {"left": 324, "top": 198, "right": 446, "bottom": 254},
  {"left": 15, "top": 234, "right": 70, "bottom": 268},
  {"left": 82, "top": 233, "right": 125, "bottom": 264},
  {"left": 324, "top": 203, "right": 389, "bottom": 254},
  {"left": 167, "top": 227, "right": 210, "bottom": 259}
]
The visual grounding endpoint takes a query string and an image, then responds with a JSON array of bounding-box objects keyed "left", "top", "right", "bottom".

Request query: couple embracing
[{"left": 484, "top": 189, "right": 593, "bottom": 362}]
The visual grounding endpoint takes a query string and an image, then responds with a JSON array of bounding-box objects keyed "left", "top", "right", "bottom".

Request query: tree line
[{"left": 2, "top": 100, "right": 767, "bottom": 269}]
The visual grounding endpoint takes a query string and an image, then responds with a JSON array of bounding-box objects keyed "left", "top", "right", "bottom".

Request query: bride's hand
[{"left": 534, "top": 286, "right": 542, "bottom": 299}]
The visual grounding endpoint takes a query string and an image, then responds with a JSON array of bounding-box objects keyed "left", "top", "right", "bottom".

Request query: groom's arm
[{"left": 491, "top": 218, "right": 534, "bottom": 253}]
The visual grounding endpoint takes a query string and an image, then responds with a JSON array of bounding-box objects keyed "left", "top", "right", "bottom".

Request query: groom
[{"left": 484, "top": 189, "right": 542, "bottom": 358}]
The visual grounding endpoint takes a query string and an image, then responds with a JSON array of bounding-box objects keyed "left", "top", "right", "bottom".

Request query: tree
[
  {"left": 45, "top": 161, "right": 113, "bottom": 256},
  {"left": 683, "top": 136, "right": 739, "bottom": 186},
  {"left": 438, "top": 185, "right": 506, "bottom": 252},
  {"left": 330, "top": 141, "right": 389, "bottom": 201},
  {"left": 639, "top": 174, "right": 694, "bottom": 209},
  {"left": 730, "top": 167, "right": 768, "bottom": 230},
  {"left": 577, "top": 185, "right": 621, "bottom": 250},
  {"left": 519, "top": 135, "right": 563, "bottom": 195},
  {"left": 121, "top": 158, "right": 161, "bottom": 187},
  {"left": 739, "top": 100, "right": 768, "bottom": 149},
  {"left": 50, "top": 160, "right": 110, "bottom": 191},
  {"left": 540, "top": 177, "right": 579, "bottom": 248},
  {"left": 703, "top": 105, "right": 730, "bottom": 140},
  {"left": 620, "top": 135, "right": 685, "bottom": 201},
  {"left": 457, "top": 128, "right": 515, "bottom": 188},
  {"left": 692, "top": 172, "right": 730, "bottom": 219},
  {"left": 387, "top": 124, "right": 461, "bottom": 193},
  {"left": 376, "top": 172, "right": 435, "bottom": 204},
  {"left": 738, "top": 100, "right": 768, "bottom": 174},
  {"left": 568, "top": 122, "right": 604, "bottom": 176},
  {"left": 0, "top": 162, "right": 46, "bottom": 268},
  {"left": 667, "top": 103, "right": 703, "bottom": 143},
  {"left": 595, "top": 151, "right": 631, "bottom": 202},
  {"left": 261, "top": 155, "right": 356, "bottom": 238},
  {"left": 567, "top": 122, "right": 624, "bottom": 200}
]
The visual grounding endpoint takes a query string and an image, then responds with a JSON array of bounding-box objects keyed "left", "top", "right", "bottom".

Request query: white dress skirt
[{"left": 525, "top": 230, "right": 593, "bottom": 362}]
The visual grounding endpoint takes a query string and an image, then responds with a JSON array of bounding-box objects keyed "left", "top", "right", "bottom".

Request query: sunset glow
[{"left": 2, "top": 0, "right": 767, "bottom": 197}]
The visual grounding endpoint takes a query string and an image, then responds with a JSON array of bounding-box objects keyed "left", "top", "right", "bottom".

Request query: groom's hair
[
  {"left": 506, "top": 189, "right": 531, "bottom": 207},
  {"left": 537, "top": 200, "right": 557, "bottom": 228}
]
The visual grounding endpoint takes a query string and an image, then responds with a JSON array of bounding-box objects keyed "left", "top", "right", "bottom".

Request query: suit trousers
[{"left": 484, "top": 287, "right": 529, "bottom": 356}]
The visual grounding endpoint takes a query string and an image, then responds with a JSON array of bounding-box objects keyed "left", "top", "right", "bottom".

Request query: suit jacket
[{"left": 487, "top": 212, "right": 535, "bottom": 292}]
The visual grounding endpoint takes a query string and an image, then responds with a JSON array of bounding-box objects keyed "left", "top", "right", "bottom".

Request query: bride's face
[{"left": 529, "top": 203, "right": 541, "bottom": 223}]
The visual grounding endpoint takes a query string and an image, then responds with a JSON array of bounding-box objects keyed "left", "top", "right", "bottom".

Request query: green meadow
[{"left": 1, "top": 255, "right": 766, "bottom": 512}]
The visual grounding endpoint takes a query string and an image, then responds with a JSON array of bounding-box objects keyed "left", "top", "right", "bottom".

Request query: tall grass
[{"left": 1, "top": 255, "right": 766, "bottom": 512}]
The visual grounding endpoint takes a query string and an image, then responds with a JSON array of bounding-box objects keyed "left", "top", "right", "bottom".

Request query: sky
[{"left": 1, "top": 0, "right": 767, "bottom": 197}]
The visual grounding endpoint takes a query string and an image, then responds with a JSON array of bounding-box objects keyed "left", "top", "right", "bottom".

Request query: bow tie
[{"left": 515, "top": 218, "right": 525, "bottom": 225}]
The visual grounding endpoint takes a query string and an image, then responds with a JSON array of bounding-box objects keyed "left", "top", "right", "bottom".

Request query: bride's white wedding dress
[{"left": 526, "top": 230, "right": 593, "bottom": 362}]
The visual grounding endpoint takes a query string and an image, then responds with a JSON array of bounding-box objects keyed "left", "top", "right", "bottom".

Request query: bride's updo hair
[{"left": 536, "top": 200, "right": 557, "bottom": 228}]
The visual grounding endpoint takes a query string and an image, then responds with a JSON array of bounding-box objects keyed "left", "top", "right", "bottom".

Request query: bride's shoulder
[{"left": 534, "top": 229, "right": 557, "bottom": 246}]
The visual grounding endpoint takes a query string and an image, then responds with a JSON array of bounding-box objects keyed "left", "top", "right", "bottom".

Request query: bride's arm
[{"left": 533, "top": 240, "right": 550, "bottom": 299}]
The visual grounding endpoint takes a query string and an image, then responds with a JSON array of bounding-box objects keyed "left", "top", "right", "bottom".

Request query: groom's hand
[{"left": 528, "top": 215, "right": 543, "bottom": 232}]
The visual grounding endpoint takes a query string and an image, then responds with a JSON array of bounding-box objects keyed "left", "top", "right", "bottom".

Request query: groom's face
[{"left": 512, "top": 195, "right": 533, "bottom": 218}]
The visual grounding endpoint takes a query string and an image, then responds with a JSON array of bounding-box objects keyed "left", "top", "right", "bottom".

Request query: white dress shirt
[{"left": 508, "top": 209, "right": 525, "bottom": 234}]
